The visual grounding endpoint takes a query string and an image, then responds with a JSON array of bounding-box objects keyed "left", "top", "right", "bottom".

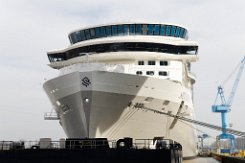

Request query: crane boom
[{"left": 227, "top": 56, "right": 245, "bottom": 106}]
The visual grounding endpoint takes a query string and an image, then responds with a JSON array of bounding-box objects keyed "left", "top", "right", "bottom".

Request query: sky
[{"left": 0, "top": 0, "right": 245, "bottom": 142}]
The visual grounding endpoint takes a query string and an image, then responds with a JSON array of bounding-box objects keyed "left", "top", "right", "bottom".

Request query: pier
[{"left": 184, "top": 157, "right": 219, "bottom": 163}]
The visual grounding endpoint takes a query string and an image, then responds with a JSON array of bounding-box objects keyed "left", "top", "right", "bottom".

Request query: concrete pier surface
[{"left": 184, "top": 157, "right": 219, "bottom": 163}]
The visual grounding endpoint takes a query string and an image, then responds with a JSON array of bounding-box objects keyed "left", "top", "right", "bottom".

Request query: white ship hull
[{"left": 43, "top": 70, "right": 197, "bottom": 157}]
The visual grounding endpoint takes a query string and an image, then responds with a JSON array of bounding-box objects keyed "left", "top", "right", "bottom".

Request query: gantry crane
[{"left": 212, "top": 56, "right": 245, "bottom": 153}]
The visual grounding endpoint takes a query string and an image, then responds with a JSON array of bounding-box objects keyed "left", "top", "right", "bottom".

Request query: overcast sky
[{"left": 0, "top": 0, "right": 245, "bottom": 141}]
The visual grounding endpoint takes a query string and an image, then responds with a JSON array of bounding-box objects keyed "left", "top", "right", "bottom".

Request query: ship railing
[
  {"left": 0, "top": 141, "right": 25, "bottom": 150},
  {"left": 0, "top": 140, "right": 66, "bottom": 150},
  {"left": 64, "top": 139, "right": 115, "bottom": 149},
  {"left": 133, "top": 139, "right": 178, "bottom": 150},
  {"left": 134, "top": 139, "right": 153, "bottom": 149},
  {"left": 0, "top": 138, "right": 182, "bottom": 151}
]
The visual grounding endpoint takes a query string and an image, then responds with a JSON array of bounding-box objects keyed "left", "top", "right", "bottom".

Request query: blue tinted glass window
[
  {"left": 160, "top": 25, "right": 165, "bottom": 35},
  {"left": 135, "top": 24, "right": 142, "bottom": 34},
  {"left": 148, "top": 24, "right": 153, "bottom": 35},
  {"left": 179, "top": 28, "right": 184, "bottom": 38},
  {"left": 106, "top": 26, "right": 111, "bottom": 36},
  {"left": 73, "top": 32, "right": 79, "bottom": 42},
  {"left": 154, "top": 25, "right": 160, "bottom": 35},
  {"left": 166, "top": 26, "right": 171, "bottom": 36},
  {"left": 129, "top": 24, "right": 135, "bottom": 34},
  {"left": 70, "top": 33, "right": 77, "bottom": 43},
  {"left": 95, "top": 28, "right": 101, "bottom": 38},
  {"left": 112, "top": 25, "right": 117, "bottom": 36},
  {"left": 118, "top": 25, "right": 123, "bottom": 35},
  {"left": 175, "top": 27, "right": 180, "bottom": 37},
  {"left": 70, "top": 25, "right": 186, "bottom": 44},
  {"left": 73, "top": 33, "right": 78, "bottom": 43},
  {"left": 90, "top": 29, "right": 95, "bottom": 38},
  {"left": 183, "top": 30, "right": 188, "bottom": 38},
  {"left": 75, "top": 31, "right": 82, "bottom": 42},
  {"left": 100, "top": 27, "right": 106, "bottom": 37},
  {"left": 85, "top": 29, "right": 90, "bottom": 39},
  {"left": 171, "top": 26, "right": 176, "bottom": 36},
  {"left": 123, "top": 24, "right": 129, "bottom": 34},
  {"left": 80, "top": 30, "right": 86, "bottom": 40}
]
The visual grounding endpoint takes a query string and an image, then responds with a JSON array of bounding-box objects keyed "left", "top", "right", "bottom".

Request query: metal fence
[{"left": 0, "top": 138, "right": 181, "bottom": 151}]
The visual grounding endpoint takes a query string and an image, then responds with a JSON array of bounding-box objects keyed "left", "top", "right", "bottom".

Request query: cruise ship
[{"left": 43, "top": 22, "right": 198, "bottom": 157}]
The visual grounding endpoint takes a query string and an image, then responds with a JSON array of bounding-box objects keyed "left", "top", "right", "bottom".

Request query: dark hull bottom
[{"left": 0, "top": 148, "right": 182, "bottom": 163}]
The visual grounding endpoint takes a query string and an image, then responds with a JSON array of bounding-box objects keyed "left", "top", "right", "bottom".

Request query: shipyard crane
[{"left": 212, "top": 56, "right": 245, "bottom": 152}]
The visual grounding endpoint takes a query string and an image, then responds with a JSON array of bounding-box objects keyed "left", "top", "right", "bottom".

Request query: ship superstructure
[{"left": 43, "top": 22, "right": 198, "bottom": 157}]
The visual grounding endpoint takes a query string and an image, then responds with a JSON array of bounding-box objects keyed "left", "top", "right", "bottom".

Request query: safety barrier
[{"left": 0, "top": 138, "right": 183, "bottom": 163}]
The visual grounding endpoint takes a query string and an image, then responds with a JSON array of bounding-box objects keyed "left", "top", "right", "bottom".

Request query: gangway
[{"left": 133, "top": 104, "right": 245, "bottom": 137}]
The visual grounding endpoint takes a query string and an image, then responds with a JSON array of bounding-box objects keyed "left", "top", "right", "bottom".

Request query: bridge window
[
  {"left": 80, "top": 31, "right": 86, "bottom": 41},
  {"left": 90, "top": 29, "right": 95, "bottom": 39},
  {"left": 123, "top": 25, "right": 129, "bottom": 34},
  {"left": 175, "top": 27, "right": 180, "bottom": 37},
  {"left": 75, "top": 31, "right": 82, "bottom": 42},
  {"left": 112, "top": 25, "right": 117, "bottom": 36},
  {"left": 178, "top": 46, "right": 198, "bottom": 55},
  {"left": 72, "top": 32, "right": 78, "bottom": 42},
  {"left": 166, "top": 26, "right": 171, "bottom": 36},
  {"left": 100, "top": 27, "right": 106, "bottom": 37},
  {"left": 148, "top": 60, "right": 155, "bottom": 65},
  {"left": 69, "top": 24, "right": 189, "bottom": 44},
  {"left": 186, "top": 47, "right": 197, "bottom": 55},
  {"left": 160, "top": 25, "right": 166, "bottom": 36},
  {"left": 148, "top": 24, "right": 154, "bottom": 35},
  {"left": 171, "top": 26, "right": 176, "bottom": 36},
  {"left": 136, "top": 24, "right": 142, "bottom": 34},
  {"left": 129, "top": 24, "right": 135, "bottom": 34},
  {"left": 48, "top": 53, "right": 66, "bottom": 62},
  {"left": 95, "top": 28, "right": 101, "bottom": 38},
  {"left": 179, "top": 28, "right": 184, "bottom": 38},
  {"left": 48, "top": 43, "right": 198, "bottom": 62},
  {"left": 118, "top": 25, "right": 123, "bottom": 35},
  {"left": 146, "top": 71, "right": 154, "bottom": 75},
  {"left": 69, "top": 33, "right": 76, "bottom": 43},
  {"left": 154, "top": 25, "right": 160, "bottom": 35},
  {"left": 85, "top": 29, "right": 90, "bottom": 39},
  {"left": 106, "top": 26, "right": 112, "bottom": 36}
]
